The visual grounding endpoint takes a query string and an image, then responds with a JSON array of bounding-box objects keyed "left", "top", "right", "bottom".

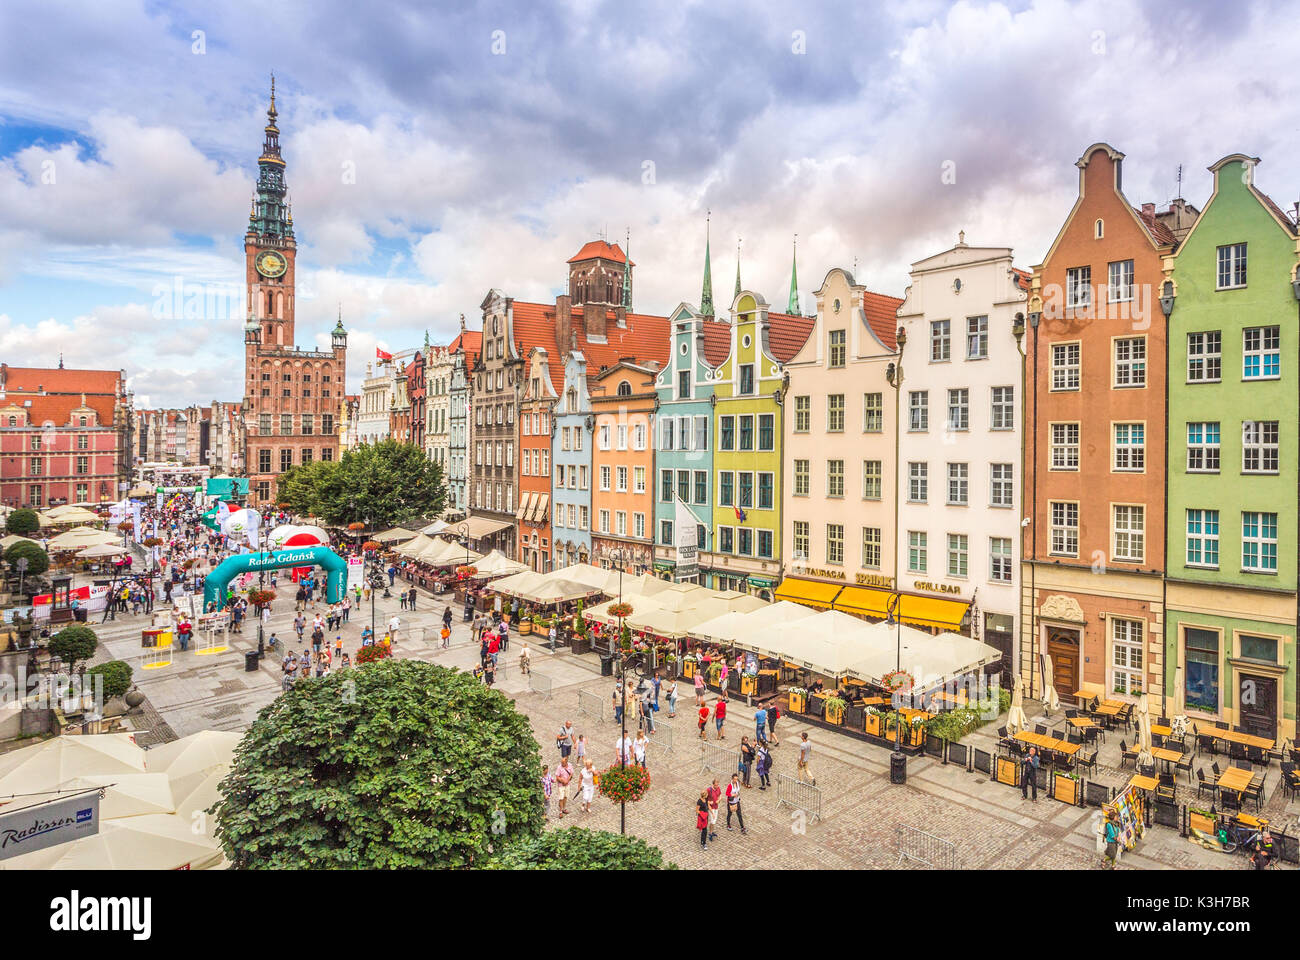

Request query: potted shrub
[
  {"left": 706, "top": 661, "right": 723, "bottom": 691},
  {"left": 864, "top": 706, "right": 884, "bottom": 737},
  {"left": 823, "top": 695, "right": 846, "bottom": 726},
  {"left": 518, "top": 616, "right": 533, "bottom": 635},
  {"left": 1053, "top": 770, "right": 1081, "bottom": 805},
  {"left": 787, "top": 686, "right": 808, "bottom": 714}
]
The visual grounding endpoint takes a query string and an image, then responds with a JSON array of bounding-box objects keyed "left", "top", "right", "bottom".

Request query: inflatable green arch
[{"left": 203, "top": 545, "right": 348, "bottom": 610}]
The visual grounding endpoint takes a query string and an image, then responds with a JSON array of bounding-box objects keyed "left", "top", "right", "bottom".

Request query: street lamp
[
  {"left": 886, "top": 324, "right": 907, "bottom": 785},
  {"left": 608, "top": 546, "right": 638, "bottom": 834}
]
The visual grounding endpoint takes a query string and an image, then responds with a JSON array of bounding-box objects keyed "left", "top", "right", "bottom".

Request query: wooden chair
[{"left": 1076, "top": 748, "right": 1098, "bottom": 776}]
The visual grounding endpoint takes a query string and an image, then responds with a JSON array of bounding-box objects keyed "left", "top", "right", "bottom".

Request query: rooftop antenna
[{"left": 1176, "top": 163, "right": 1183, "bottom": 200}]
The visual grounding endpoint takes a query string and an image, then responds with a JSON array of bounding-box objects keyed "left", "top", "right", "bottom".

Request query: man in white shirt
[
  {"left": 614, "top": 733, "right": 634, "bottom": 765},
  {"left": 388, "top": 614, "right": 400, "bottom": 642}
]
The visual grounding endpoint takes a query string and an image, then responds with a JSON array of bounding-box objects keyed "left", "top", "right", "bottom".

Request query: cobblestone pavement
[{"left": 80, "top": 576, "right": 1298, "bottom": 870}]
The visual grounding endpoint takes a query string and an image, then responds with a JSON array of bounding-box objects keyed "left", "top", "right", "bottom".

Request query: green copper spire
[
  {"left": 250, "top": 73, "right": 292, "bottom": 240},
  {"left": 787, "top": 234, "right": 800, "bottom": 314},
  {"left": 700, "top": 213, "right": 714, "bottom": 316},
  {"left": 734, "top": 237, "right": 742, "bottom": 298},
  {"left": 622, "top": 229, "right": 632, "bottom": 309},
  {"left": 424, "top": 328, "right": 430, "bottom": 348}
]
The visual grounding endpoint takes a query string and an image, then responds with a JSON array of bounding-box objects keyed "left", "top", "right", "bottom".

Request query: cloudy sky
[{"left": 1, "top": 0, "right": 1295, "bottom": 407}]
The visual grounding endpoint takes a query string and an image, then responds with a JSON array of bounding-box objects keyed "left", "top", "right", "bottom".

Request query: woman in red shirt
[
  {"left": 696, "top": 790, "right": 710, "bottom": 848},
  {"left": 698, "top": 702, "right": 710, "bottom": 739}
]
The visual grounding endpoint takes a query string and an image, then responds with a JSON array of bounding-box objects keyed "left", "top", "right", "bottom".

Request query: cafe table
[
  {"left": 1151, "top": 723, "right": 1173, "bottom": 738},
  {"left": 1149, "top": 746, "right": 1185, "bottom": 771},
  {"left": 1216, "top": 766, "right": 1254, "bottom": 795},
  {"left": 1067, "top": 716, "right": 1098, "bottom": 729},
  {"left": 897, "top": 707, "right": 934, "bottom": 721},
  {"left": 1128, "top": 774, "right": 1160, "bottom": 792},
  {"left": 1213, "top": 728, "right": 1275, "bottom": 751},
  {"left": 1095, "top": 700, "right": 1125, "bottom": 717}
]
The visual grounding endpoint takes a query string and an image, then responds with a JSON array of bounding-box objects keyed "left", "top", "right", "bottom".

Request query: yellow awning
[
  {"left": 774, "top": 577, "right": 843, "bottom": 610},
  {"left": 897, "top": 593, "right": 969, "bottom": 631},
  {"left": 832, "top": 585, "right": 893, "bottom": 619}
]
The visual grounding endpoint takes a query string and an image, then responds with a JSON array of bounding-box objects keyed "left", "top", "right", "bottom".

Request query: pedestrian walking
[
  {"left": 633, "top": 729, "right": 649, "bottom": 769},
  {"left": 612, "top": 683, "right": 624, "bottom": 724},
  {"left": 483, "top": 658, "right": 496, "bottom": 686},
  {"left": 554, "top": 759, "right": 573, "bottom": 817},
  {"left": 575, "top": 733, "right": 588, "bottom": 768},
  {"left": 706, "top": 778, "right": 721, "bottom": 841},
  {"left": 757, "top": 741, "right": 772, "bottom": 789},
  {"left": 754, "top": 704, "right": 768, "bottom": 746},
  {"left": 399, "top": 590, "right": 407, "bottom": 611},
  {"left": 725, "top": 773, "right": 747, "bottom": 834},
  {"left": 1022, "top": 746, "right": 1040, "bottom": 801},
  {"left": 694, "top": 671, "right": 705, "bottom": 706},
  {"left": 519, "top": 642, "right": 530, "bottom": 674},
  {"left": 579, "top": 759, "right": 596, "bottom": 813},
  {"left": 555, "top": 720, "right": 575, "bottom": 760},
  {"left": 696, "top": 791, "right": 710, "bottom": 849},
  {"left": 334, "top": 635, "right": 342, "bottom": 662},
  {"left": 541, "top": 765, "right": 553, "bottom": 819},
  {"left": 443, "top": 605, "right": 453, "bottom": 631},
  {"left": 615, "top": 731, "right": 634, "bottom": 766},
  {"left": 388, "top": 614, "right": 400, "bottom": 643},
  {"left": 440, "top": 624, "right": 451, "bottom": 648},
  {"left": 714, "top": 697, "right": 727, "bottom": 740},
  {"left": 666, "top": 678, "right": 678, "bottom": 718},
  {"left": 767, "top": 701, "right": 781, "bottom": 746},
  {"left": 739, "top": 736, "right": 755, "bottom": 787},
  {"left": 797, "top": 731, "right": 815, "bottom": 785},
  {"left": 408, "top": 587, "right": 417, "bottom": 611},
  {"left": 697, "top": 701, "right": 709, "bottom": 739}
]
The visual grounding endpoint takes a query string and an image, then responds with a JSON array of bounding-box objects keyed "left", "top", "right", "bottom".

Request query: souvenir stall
[{"left": 1102, "top": 783, "right": 1146, "bottom": 864}]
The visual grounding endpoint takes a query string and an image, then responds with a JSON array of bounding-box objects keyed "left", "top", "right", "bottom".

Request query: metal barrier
[
  {"left": 774, "top": 772, "right": 822, "bottom": 822},
  {"left": 647, "top": 717, "right": 674, "bottom": 755},
  {"left": 529, "top": 671, "right": 553, "bottom": 701},
  {"left": 699, "top": 740, "right": 737, "bottom": 775},
  {"left": 947, "top": 742, "right": 969, "bottom": 769},
  {"left": 972, "top": 747, "right": 993, "bottom": 775},
  {"left": 578, "top": 689, "right": 605, "bottom": 723},
  {"left": 896, "top": 824, "right": 957, "bottom": 869}
]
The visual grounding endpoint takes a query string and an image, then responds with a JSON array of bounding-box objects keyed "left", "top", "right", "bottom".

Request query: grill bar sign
[{"left": 0, "top": 792, "right": 100, "bottom": 861}]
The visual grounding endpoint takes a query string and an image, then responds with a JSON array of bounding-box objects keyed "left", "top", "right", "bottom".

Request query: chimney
[
  {"left": 585, "top": 302, "right": 606, "bottom": 341},
  {"left": 555, "top": 293, "right": 572, "bottom": 357},
  {"left": 1141, "top": 202, "right": 1155, "bottom": 217}
]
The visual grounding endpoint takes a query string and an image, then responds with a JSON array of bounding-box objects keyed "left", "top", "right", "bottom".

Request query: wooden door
[
  {"left": 1047, "top": 629, "right": 1079, "bottom": 703},
  {"left": 1238, "top": 674, "right": 1277, "bottom": 742}
]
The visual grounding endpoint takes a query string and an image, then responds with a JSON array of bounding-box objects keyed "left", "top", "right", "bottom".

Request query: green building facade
[{"left": 1165, "top": 154, "right": 1300, "bottom": 743}]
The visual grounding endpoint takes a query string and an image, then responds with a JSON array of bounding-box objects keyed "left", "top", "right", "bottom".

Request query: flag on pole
[
  {"left": 376, "top": 347, "right": 393, "bottom": 362},
  {"left": 734, "top": 504, "right": 747, "bottom": 522}
]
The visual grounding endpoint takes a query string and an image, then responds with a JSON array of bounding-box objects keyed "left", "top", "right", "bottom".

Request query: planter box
[
  {"left": 683, "top": 660, "right": 696, "bottom": 680},
  {"left": 787, "top": 690, "right": 806, "bottom": 714},
  {"left": 864, "top": 713, "right": 884, "bottom": 737},
  {"left": 518, "top": 621, "right": 533, "bottom": 635},
  {"left": 740, "top": 675, "right": 758, "bottom": 697},
  {"left": 570, "top": 637, "right": 591, "bottom": 656},
  {"left": 1053, "top": 774, "right": 1081, "bottom": 806},
  {"left": 823, "top": 704, "right": 845, "bottom": 726},
  {"left": 845, "top": 704, "right": 865, "bottom": 730}
]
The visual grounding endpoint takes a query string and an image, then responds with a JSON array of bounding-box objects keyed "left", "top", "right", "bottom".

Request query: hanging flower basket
[
  {"left": 115, "top": 522, "right": 134, "bottom": 533},
  {"left": 142, "top": 537, "right": 164, "bottom": 547},
  {"left": 456, "top": 565, "right": 478, "bottom": 578},
  {"left": 362, "top": 540, "right": 382, "bottom": 552},
  {"left": 597, "top": 763, "right": 651, "bottom": 804},
  {"left": 608, "top": 601, "right": 634, "bottom": 619},
  {"left": 347, "top": 522, "right": 365, "bottom": 532},
  {"left": 881, "top": 669, "right": 915, "bottom": 694},
  {"left": 247, "top": 589, "right": 275, "bottom": 609},
  {"left": 354, "top": 644, "right": 391, "bottom": 665}
]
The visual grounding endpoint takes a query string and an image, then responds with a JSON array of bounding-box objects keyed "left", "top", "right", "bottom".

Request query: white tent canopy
[
  {"left": 420, "top": 519, "right": 451, "bottom": 536},
  {"left": 374, "top": 527, "right": 416, "bottom": 543},
  {"left": 419, "top": 538, "right": 481, "bottom": 566},
  {"left": 0, "top": 814, "right": 225, "bottom": 871},
  {"left": 47, "top": 527, "right": 119, "bottom": 550},
  {"left": 76, "top": 543, "right": 128, "bottom": 558},
  {"left": 470, "top": 550, "right": 528, "bottom": 579},
  {"left": 690, "top": 601, "right": 822, "bottom": 646},
  {"left": 393, "top": 533, "right": 436, "bottom": 558}
]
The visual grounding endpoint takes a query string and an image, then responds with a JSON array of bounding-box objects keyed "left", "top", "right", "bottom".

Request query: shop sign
[
  {"left": 913, "top": 580, "right": 963, "bottom": 595},
  {"left": 800, "top": 567, "right": 846, "bottom": 580},
  {"left": 855, "top": 572, "right": 894, "bottom": 589}
]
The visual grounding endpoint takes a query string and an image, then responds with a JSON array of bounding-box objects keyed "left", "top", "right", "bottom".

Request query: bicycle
[{"left": 1218, "top": 813, "right": 1268, "bottom": 855}]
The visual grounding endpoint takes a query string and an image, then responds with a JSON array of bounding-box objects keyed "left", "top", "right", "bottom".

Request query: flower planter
[
  {"left": 740, "top": 675, "right": 758, "bottom": 697},
  {"left": 864, "top": 713, "right": 884, "bottom": 737},
  {"left": 823, "top": 702, "right": 845, "bottom": 726},
  {"left": 683, "top": 660, "right": 696, "bottom": 680},
  {"left": 1053, "top": 773, "right": 1081, "bottom": 806},
  {"left": 570, "top": 637, "right": 591, "bottom": 655},
  {"left": 787, "top": 690, "right": 806, "bottom": 714},
  {"left": 845, "top": 703, "right": 865, "bottom": 730},
  {"left": 518, "top": 621, "right": 533, "bottom": 635}
]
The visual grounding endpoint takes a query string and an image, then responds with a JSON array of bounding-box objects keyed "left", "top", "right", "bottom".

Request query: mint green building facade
[{"left": 1165, "top": 154, "right": 1300, "bottom": 743}]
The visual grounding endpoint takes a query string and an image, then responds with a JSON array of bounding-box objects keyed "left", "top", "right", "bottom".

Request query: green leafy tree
[
  {"left": 213, "top": 658, "right": 542, "bottom": 869},
  {"left": 87, "top": 660, "right": 133, "bottom": 700},
  {"left": 4, "top": 541, "right": 49, "bottom": 578},
  {"left": 489, "top": 828, "right": 674, "bottom": 870},
  {"left": 48, "top": 625, "right": 98, "bottom": 671},
  {"left": 275, "top": 459, "right": 338, "bottom": 515},
  {"left": 5, "top": 508, "right": 40, "bottom": 536}
]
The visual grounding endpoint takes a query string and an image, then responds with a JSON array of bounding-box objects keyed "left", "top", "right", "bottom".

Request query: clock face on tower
[{"left": 256, "top": 250, "right": 287, "bottom": 278}]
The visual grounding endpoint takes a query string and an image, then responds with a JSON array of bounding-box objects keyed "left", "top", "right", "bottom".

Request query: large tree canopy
[
  {"left": 276, "top": 440, "right": 445, "bottom": 529},
  {"left": 489, "top": 828, "right": 674, "bottom": 870},
  {"left": 4, "top": 508, "right": 40, "bottom": 536},
  {"left": 4, "top": 541, "right": 49, "bottom": 578},
  {"left": 213, "top": 658, "right": 543, "bottom": 869}
]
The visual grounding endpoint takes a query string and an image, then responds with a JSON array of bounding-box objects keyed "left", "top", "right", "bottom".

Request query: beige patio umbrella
[
  {"left": 1135, "top": 692, "right": 1154, "bottom": 768},
  {"left": 0, "top": 733, "right": 146, "bottom": 797},
  {"left": 1040, "top": 653, "right": 1061, "bottom": 713},
  {"left": 145, "top": 730, "right": 240, "bottom": 801},
  {"left": 0, "top": 534, "right": 40, "bottom": 551},
  {"left": 1006, "top": 674, "right": 1029, "bottom": 735},
  {"left": 45, "top": 506, "right": 102, "bottom": 525},
  {"left": 47, "top": 527, "right": 118, "bottom": 550},
  {"left": 0, "top": 813, "right": 225, "bottom": 870},
  {"left": 75, "top": 543, "right": 128, "bottom": 559}
]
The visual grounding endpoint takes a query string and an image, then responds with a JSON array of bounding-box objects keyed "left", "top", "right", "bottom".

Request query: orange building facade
[
  {"left": 590, "top": 360, "right": 659, "bottom": 573},
  {"left": 519, "top": 348, "right": 557, "bottom": 571},
  {"left": 1023, "top": 143, "right": 1179, "bottom": 705}
]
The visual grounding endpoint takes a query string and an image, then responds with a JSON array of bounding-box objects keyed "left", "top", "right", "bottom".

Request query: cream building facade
[
  {"left": 894, "top": 239, "right": 1028, "bottom": 673},
  {"left": 426, "top": 343, "right": 453, "bottom": 471},
  {"left": 357, "top": 362, "right": 394, "bottom": 445}
]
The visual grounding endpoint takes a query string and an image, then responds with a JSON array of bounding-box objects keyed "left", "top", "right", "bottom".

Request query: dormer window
[
  {"left": 79, "top": 416, "right": 88, "bottom": 427},
  {"left": 617, "top": 381, "right": 632, "bottom": 397}
]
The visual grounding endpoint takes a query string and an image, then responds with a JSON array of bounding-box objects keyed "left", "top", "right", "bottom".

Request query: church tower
[{"left": 242, "top": 77, "right": 346, "bottom": 506}]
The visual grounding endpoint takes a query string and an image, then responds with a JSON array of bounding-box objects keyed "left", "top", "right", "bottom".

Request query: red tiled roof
[
  {"left": 1011, "top": 268, "right": 1032, "bottom": 291},
  {"left": 701, "top": 319, "right": 731, "bottom": 367},
  {"left": 3, "top": 366, "right": 121, "bottom": 396},
  {"left": 1132, "top": 206, "right": 1176, "bottom": 246},
  {"left": 766, "top": 311, "right": 817, "bottom": 363},
  {"left": 567, "top": 240, "right": 632, "bottom": 265},
  {"left": 861, "top": 291, "right": 903, "bottom": 351},
  {"left": 1253, "top": 188, "right": 1300, "bottom": 237},
  {"left": 450, "top": 329, "right": 482, "bottom": 366},
  {"left": 510, "top": 303, "right": 669, "bottom": 395}
]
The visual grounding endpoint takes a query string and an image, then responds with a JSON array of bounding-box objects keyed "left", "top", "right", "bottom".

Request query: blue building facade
[{"left": 652, "top": 304, "right": 718, "bottom": 583}]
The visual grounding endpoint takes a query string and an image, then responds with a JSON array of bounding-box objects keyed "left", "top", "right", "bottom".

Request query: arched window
[
  {"left": 617, "top": 380, "right": 632, "bottom": 397},
  {"left": 1095, "top": 219, "right": 1104, "bottom": 239},
  {"left": 79, "top": 416, "right": 87, "bottom": 427},
  {"left": 566, "top": 388, "right": 578, "bottom": 412},
  {"left": 266, "top": 291, "right": 274, "bottom": 316}
]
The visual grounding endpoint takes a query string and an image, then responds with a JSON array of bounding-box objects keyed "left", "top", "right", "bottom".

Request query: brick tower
[{"left": 242, "top": 77, "right": 347, "bottom": 505}]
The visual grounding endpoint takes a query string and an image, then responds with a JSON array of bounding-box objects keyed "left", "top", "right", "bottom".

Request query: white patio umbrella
[
  {"left": 1006, "top": 674, "right": 1029, "bottom": 735},
  {"left": 1040, "top": 654, "right": 1061, "bottom": 713},
  {"left": 47, "top": 526, "right": 118, "bottom": 550},
  {"left": 0, "top": 813, "right": 225, "bottom": 870},
  {"left": 0, "top": 733, "right": 146, "bottom": 797},
  {"left": 145, "top": 730, "right": 240, "bottom": 801},
  {"left": 75, "top": 543, "right": 128, "bottom": 559},
  {"left": 1135, "top": 692, "right": 1154, "bottom": 768}
]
